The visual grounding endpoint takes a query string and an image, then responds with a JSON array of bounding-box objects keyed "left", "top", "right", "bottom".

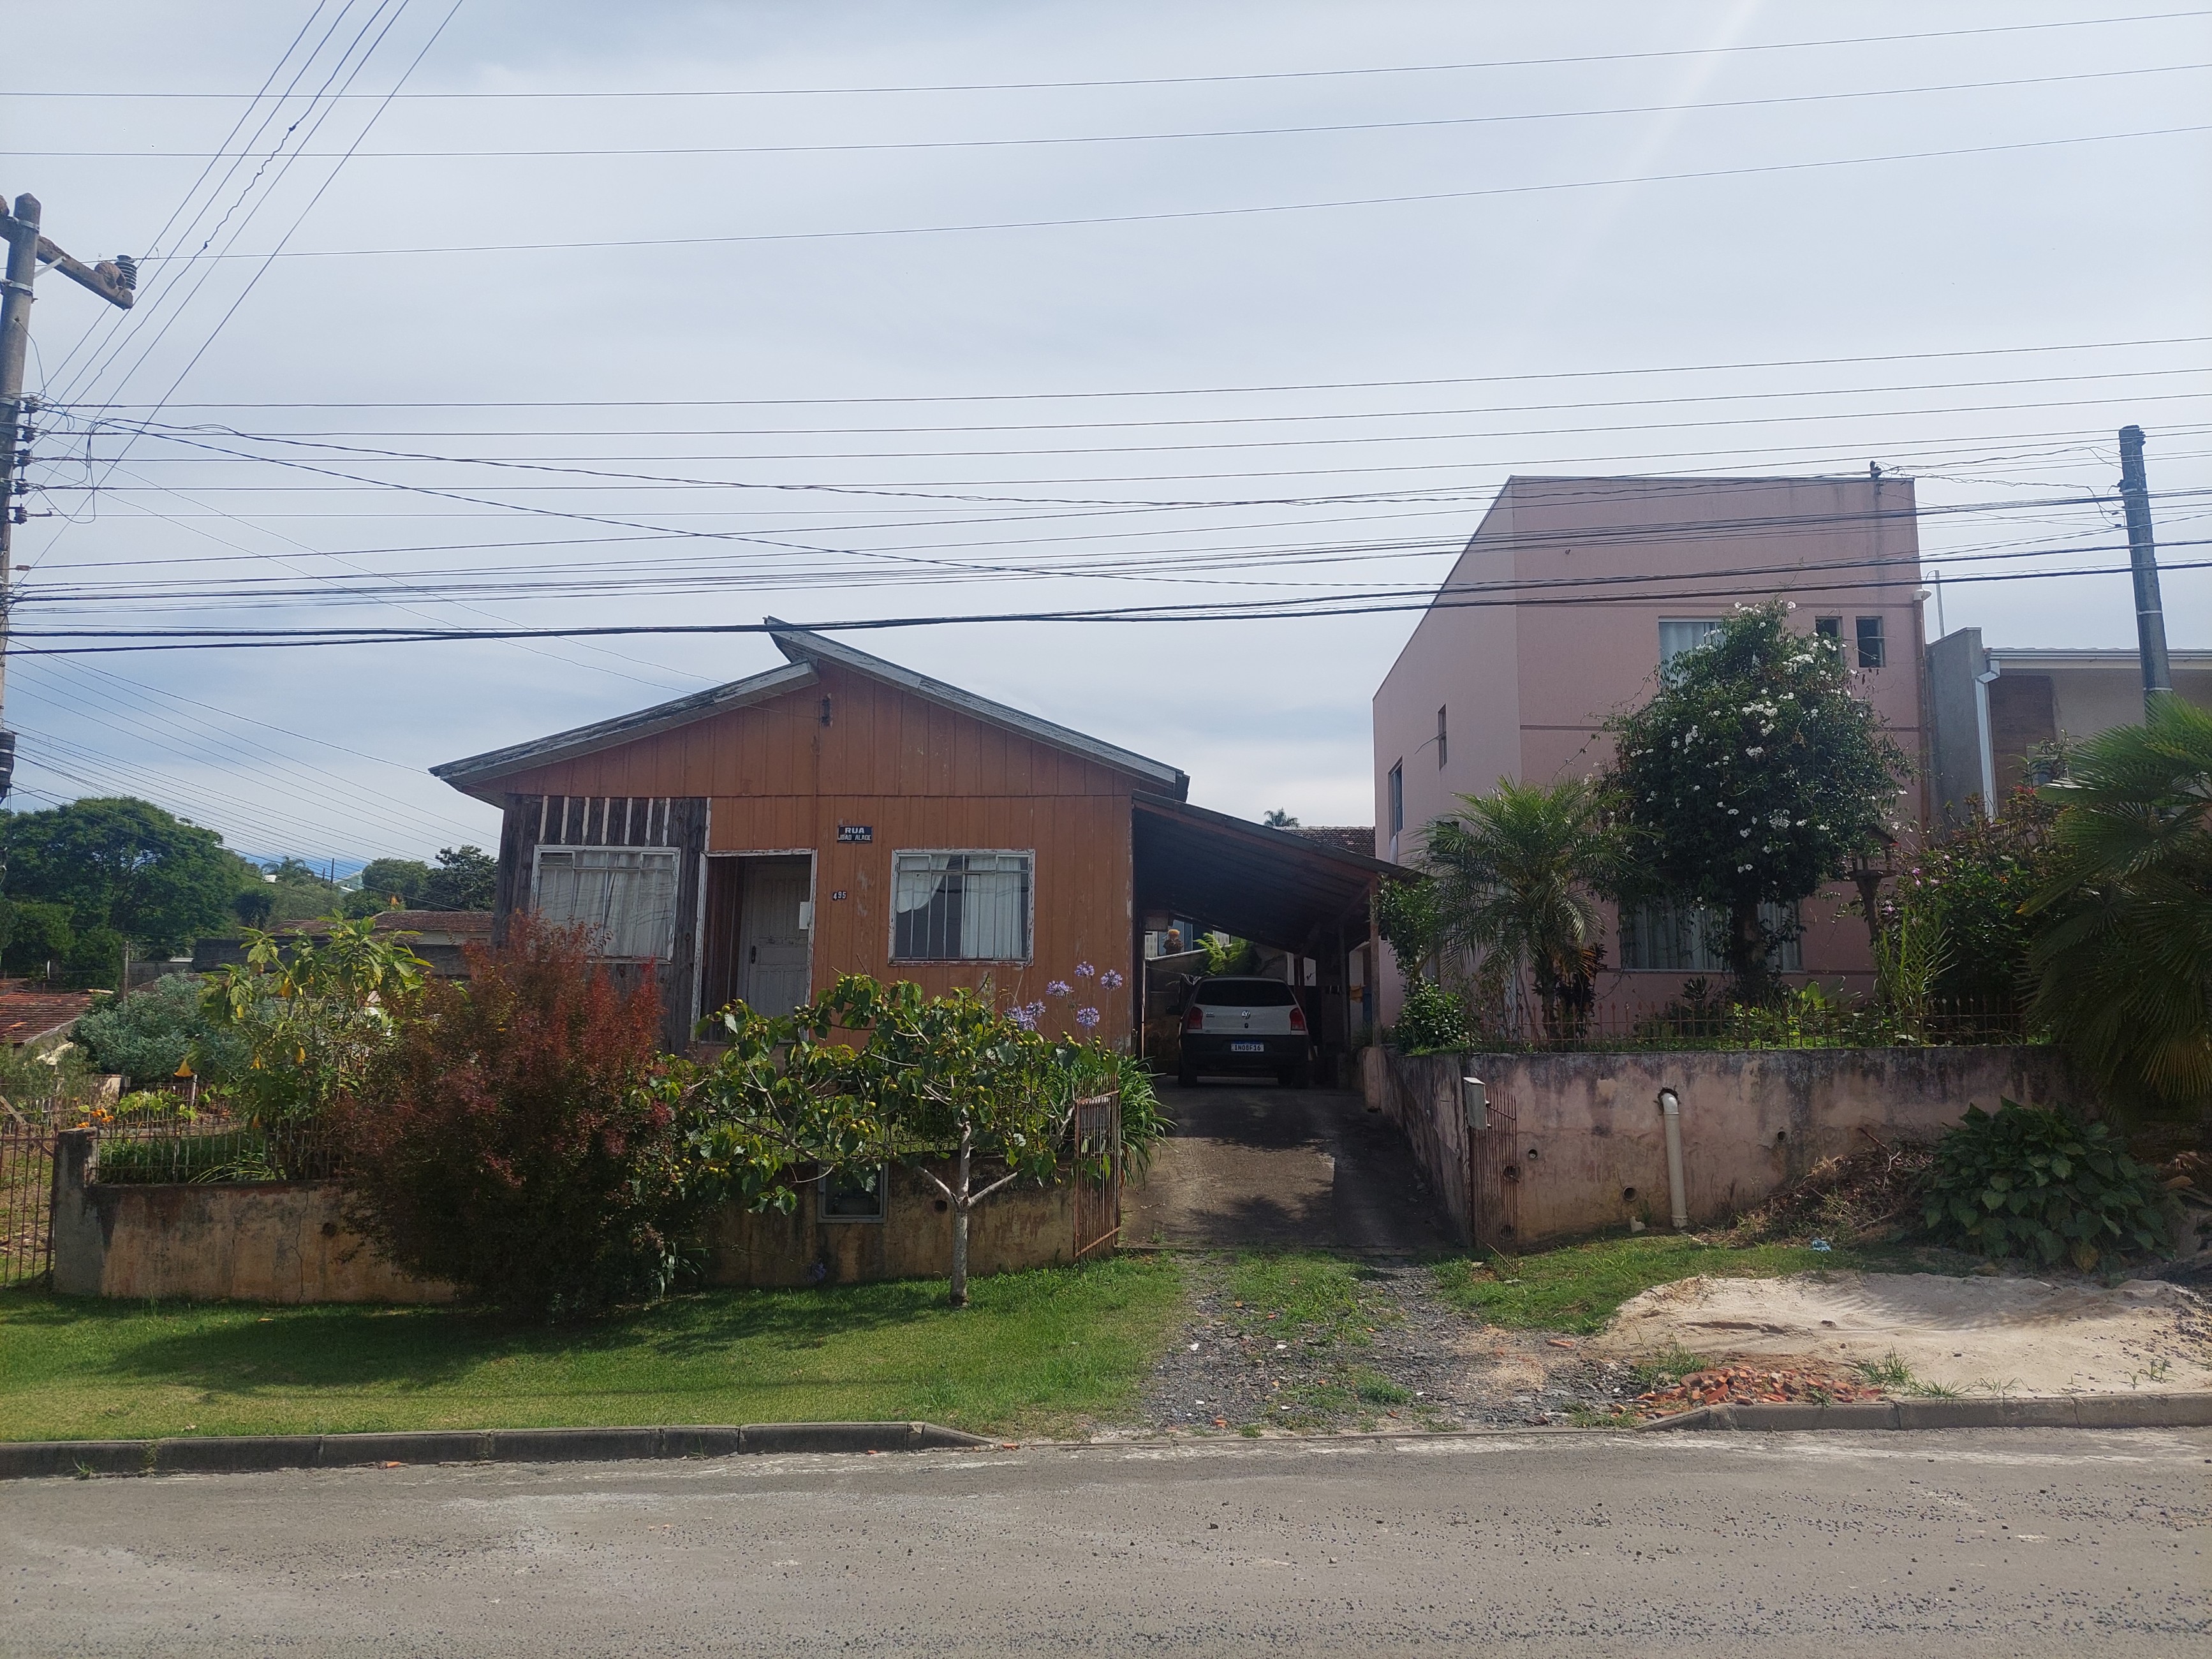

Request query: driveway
[
  {"left": 8, "top": 1429, "right": 2204, "bottom": 1656},
  {"left": 1126, "top": 1080, "right": 1454, "bottom": 1253}
]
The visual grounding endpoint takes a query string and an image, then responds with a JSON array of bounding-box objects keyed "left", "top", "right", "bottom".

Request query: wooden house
[{"left": 434, "top": 625, "right": 1389, "bottom": 1061}]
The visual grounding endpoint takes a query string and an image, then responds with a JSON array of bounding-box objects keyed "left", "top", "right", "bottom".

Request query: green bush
[
  {"left": 71, "top": 973, "right": 248, "bottom": 1086},
  {"left": 1389, "top": 978, "right": 1469, "bottom": 1056},
  {"left": 1922, "top": 1099, "right": 2167, "bottom": 1271}
]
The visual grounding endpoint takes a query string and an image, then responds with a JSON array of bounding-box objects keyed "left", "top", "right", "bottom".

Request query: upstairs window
[
  {"left": 892, "top": 851, "right": 1031, "bottom": 962},
  {"left": 1814, "top": 616, "right": 1842, "bottom": 647},
  {"left": 1658, "top": 617, "right": 1723, "bottom": 672},
  {"left": 1855, "top": 615, "right": 1887, "bottom": 670},
  {"left": 1436, "top": 705, "right": 1448, "bottom": 769},
  {"left": 1387, "top": 763, "right": 1404, "bottom": 836}
]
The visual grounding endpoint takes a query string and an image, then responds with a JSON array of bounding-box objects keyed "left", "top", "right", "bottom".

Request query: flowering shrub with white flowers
[{"left": 1604, "top": 602, "right": 1909, "bottom": 995}]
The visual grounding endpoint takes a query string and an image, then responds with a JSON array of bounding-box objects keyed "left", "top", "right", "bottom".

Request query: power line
[
  {"left": 21, "top": 63, "right": 2209, "bottom": 161},
  {"left": 81, "top": 334, "right": 2212, "bottom": 409},
  {"left": 135, "top": 124, "right": 2212, "bottom": 263},
  {"left": 18, "top": 550, "right": 2210, "bottom": 654},
  {"left": 11, "top": 10, "right": 2207, "bottom": 99}
]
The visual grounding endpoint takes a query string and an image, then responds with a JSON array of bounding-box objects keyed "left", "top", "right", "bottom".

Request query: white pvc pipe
[{"left": 1658, "top": 1088, "right": 1689, "bottom": 1230}]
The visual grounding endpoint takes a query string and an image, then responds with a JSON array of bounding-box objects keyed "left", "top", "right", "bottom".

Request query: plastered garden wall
[{"left": 1362, "top": 1044, "right": 2078, "bottom": 1246}]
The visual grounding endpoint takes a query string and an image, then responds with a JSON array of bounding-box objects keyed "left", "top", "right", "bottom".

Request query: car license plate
[{"left": 1230, "top": 1041, "right": 1265, "bottom": 1053}]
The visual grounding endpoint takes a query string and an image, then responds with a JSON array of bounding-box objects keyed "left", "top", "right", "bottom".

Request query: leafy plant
[
  {"left": 1604, "top": 603, "right": 1910, "bottom": 999},
  {"left": 1200, "top": 933, "right": 1258, "bottom": 976},
  {"left": 1373, "top": 874, "right": 1442, "bottom": 978},
  {"left": 1871, "top": 887, "right": 1950, "bottom": 1042},
  {"left": 2024, "top": 695, "right": 2212, "bottom": 1118},
  {"left": 1888, "top": 785, "right": 2060, "bottom": 1005},
  {"left": 203, "top": 915, "right": 427, "bottom": 1123},
  {"left": 1417, "top": 778, "right": 1619, "bottom": 1040},
  {"left": 71, "top": 972, "right": 246, "bottom": 1086},
  {"left": 335, "top": 918, "right": 690, "bottom": 1317},
  {"left": 1922, "top": 1100, "right": 2167, "bottom": 1271},
  {"left": 1389, "top": 977, "right": 1469, "bottom": 1055}
]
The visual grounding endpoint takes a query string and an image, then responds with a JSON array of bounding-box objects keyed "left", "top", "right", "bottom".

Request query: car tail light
[
  {"left": 1289, "top": 1006, "right": 1307, "bottom": 1033},
  {"left": 1184, "top": 1006, "right": 1204, "bottom": 1033}
]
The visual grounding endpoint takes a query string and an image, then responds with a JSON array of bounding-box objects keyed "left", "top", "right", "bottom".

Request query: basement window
[
  {"left": 892, "top": 851, "right": 1033, "bottom": 962},
  {"left": 818, "top": 1165, "right": 887, "bottom": 1223}
]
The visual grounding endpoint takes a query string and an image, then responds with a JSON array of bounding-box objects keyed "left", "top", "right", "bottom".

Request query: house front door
[{"left": 737, "top": 857, "right": 812, "bottom": 1018}]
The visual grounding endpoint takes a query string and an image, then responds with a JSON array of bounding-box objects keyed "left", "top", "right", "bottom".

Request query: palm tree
[
  {"left": 2024, "top": 695, "right": 2212, "bottom": 1117},
  {"left": 1420, "top": 778, "right": 1617, "bottom": 1040}
]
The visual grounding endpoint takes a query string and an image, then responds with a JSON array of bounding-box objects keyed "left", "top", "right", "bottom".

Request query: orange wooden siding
[{"left": 496, "top": 663, "right": 1138, "bottom": 1035}]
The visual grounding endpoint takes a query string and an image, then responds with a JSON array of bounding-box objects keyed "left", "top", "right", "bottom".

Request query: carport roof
[{"left": 1132, "top": 793, "right": 1396, "bottom": 951}]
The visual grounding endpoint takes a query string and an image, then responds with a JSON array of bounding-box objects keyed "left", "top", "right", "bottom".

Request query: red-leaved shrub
[{"left": 336, "top": 917, "right": 693, "bottom": 1316}]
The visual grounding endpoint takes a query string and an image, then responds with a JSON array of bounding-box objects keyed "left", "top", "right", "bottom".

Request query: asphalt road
[
  {"left": 6, "top": 1429, "right": 2206, "bottom": 1656},
  {"left": 1125, "top": 1080, "right": 1456, "bottom": 1251}
]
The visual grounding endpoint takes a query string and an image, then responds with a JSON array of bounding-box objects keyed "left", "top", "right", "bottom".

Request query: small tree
[
  {"left": 2024, "top": 695, "right": 2212, "bottom": 1117},
  {"left": 1419, "top": 778, "right": 1618, "bottom": 1040},
  {"left": 204, "top": 915, "right": 426, "bottom": 1122},
  {"left": 422, "top": 845, "right": 496, "bottom": 910},
  {"left": 337, "top": 918, "right": 688, "bottom": 1316},
  {"left": 695, "top": 975, "right": 1103, "bottom": 1307},
  {"left": 1605, "top": 603, "right": 1908, "bottom": 998}
]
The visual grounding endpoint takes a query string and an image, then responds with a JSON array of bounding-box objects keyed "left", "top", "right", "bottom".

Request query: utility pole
[
  {"left": 2116, "top": 424, "right": 2174, "bottom": 716},
  {"left": 0, "top": 190, "right": 136, "bottom": 803}
]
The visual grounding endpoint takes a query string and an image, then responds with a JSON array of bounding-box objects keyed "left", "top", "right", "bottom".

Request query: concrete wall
[
  {"left": 50, "top": 1132, "right": 450, "bottom": 1304},
  {"left": 1363, "top": 1044, "right": 2077, "bottom": 1246},
  {"left": 53, "top": 1132, "right": 1093, "bottom": 1302},
  {"left": 707, "top": 1162, "right": 1076, "bottom": 1288}
]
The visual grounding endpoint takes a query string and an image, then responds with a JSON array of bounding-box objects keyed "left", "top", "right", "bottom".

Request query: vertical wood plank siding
[{"left": 492, "top": 663, "right": 1139, "bottom": 1039}]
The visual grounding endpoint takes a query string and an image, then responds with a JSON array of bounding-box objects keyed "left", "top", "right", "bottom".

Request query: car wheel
[{"left": 1282, "top": 1062, "right": 1310, "bottom": 1089}]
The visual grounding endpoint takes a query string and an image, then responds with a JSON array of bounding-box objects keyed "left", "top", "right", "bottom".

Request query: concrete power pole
[
  {"left": 2116, "top": 424, "right": 2174, "bottom": 717},
  {"left": 0, "top": 191, "right": 137, "bottom": 803}
]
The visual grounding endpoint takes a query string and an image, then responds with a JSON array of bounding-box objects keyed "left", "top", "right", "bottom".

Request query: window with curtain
[
  {"left": 533, "top": 848, "right": 679, "bottom": 961},
  {"left": 1618, "top": 897, "right": 1803, "bottom": 973},
  {"left": 1658, "top": 617, "right": 1724, "bottom": 671},
  {"left": 891, "top": 851, "right": 1032, "bottom": 961}
]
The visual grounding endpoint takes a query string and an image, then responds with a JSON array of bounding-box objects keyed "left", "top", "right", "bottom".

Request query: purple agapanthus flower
[
  {"left": 1047, "top": 979, "right": 1072, "bottom": 997},
  {"left": 1098, "top": 968, "right": 1124, "bottom": 990},
  {"left": 1075, "top": 1006, "right": 1101, "bottom": 1029},
  {"left": 1074, "top": 961, "right": 1096, "bottom": 978},
  {"left": 1008, "top": 1005, "right": 1038, "bottom": 1030},
  {"left": 1023, "top": 1001, "right": 1047, "bottom": 1024}
]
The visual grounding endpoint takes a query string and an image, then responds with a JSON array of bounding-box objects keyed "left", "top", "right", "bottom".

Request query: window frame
[
  {"left": 1618, "top": 897, "right": 1803, "bottom": 974},
  {"left": 530, "top": 843, "right": 682, "bottom": 963},
  {"left": 817, "top": 1163, "right": 887, "bottom": 1224},
  {"left": 1387, "top": 762, "right": 1404, "bottom": 836},
  {"left": 1854, "top": 614, "right": 1887, "bottom": 670},
  {"left": 886, "top": 848, "right": 1036, "bottom": 965},
  {"left": 1435, "top": 705, "right": 1448, "bottom": 770}
]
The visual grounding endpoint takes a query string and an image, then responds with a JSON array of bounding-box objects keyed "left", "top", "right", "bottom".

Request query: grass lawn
[
  {"left": 0, "top": 1255, "right": 1183, "bottom": 1443},
  {"left": 1432, "top": 1235, "right": 1880, "bottom": 1335}
]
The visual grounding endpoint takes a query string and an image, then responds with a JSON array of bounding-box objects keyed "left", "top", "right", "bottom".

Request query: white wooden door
[{"left": 737, "top": 860, "right": 811, "bottom": 1018}]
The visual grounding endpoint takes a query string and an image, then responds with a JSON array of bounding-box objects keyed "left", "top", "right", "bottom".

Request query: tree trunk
[
  {"left": 948, "top": 1126, "right": 972, "bottom": 1308},
  {"left": 1727, "top": 900, "right": 1771, "bottom": 1003}
]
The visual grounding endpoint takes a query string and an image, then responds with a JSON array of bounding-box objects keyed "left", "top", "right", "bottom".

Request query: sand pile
[{"left": 1591, "top": 1271, "right": 2212, "bottom": 1396}]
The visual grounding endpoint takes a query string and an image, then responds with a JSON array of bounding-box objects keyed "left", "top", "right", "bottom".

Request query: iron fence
[
  {"left": 1448, "top": 994, "right": 2027, "bottom": 1054},
  {"left": 88, "top": 1111, "right": 335, "bottom": 1185}
]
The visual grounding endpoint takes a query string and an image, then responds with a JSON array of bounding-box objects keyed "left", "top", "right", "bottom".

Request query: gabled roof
[
  {"left": 431, "top": 660, "right": 819, "bottom": 793},
  {"left": 431, "top": 624, "right": 1188, "bottom": 799},
  {"left": 769, "top": 623, "right": 1186, "bottom": 796}
]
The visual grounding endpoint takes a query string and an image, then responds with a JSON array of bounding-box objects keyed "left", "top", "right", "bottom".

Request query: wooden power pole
[{"left": 0, "top": 191, "right": 137, "bottom": 803}]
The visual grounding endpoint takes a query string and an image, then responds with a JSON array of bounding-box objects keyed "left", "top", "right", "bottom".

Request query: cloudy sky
[{"left": 4, "top": 1, "right": 2208, "bottom": 867}]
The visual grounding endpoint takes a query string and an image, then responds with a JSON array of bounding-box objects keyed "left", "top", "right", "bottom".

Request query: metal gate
[
  {"left": 1466, "top": 1088, "right": 1522, "bottom": 1250},
  {"left": 1072, "top": 1091, "right": 1123, "bottom": 1259},
  {"left": 1, "top": 1120, "right": 57, "bottom": 1287}
]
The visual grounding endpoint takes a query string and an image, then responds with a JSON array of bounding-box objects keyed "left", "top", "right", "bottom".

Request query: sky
[{"left": 3, "top": 0, "right": 2208, "bottom": 868}]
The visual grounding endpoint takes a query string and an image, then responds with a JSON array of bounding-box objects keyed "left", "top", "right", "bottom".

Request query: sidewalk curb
[
  {"left": 1637, "top": 1392, "right": 2212, "bottom": 1433},
  {"left": 0, "top": 1422, "right": 993, "bottom": 1481}
]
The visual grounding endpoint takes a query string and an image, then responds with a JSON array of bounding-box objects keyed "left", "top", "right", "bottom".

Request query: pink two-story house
[{"left": 1370, "top": 473, "right": 1928, "bottom": 1028}]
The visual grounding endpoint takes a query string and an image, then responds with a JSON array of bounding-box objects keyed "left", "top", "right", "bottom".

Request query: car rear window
[{"left": 1193, "top": 978, "right": 1297, "bottom": 1007}]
